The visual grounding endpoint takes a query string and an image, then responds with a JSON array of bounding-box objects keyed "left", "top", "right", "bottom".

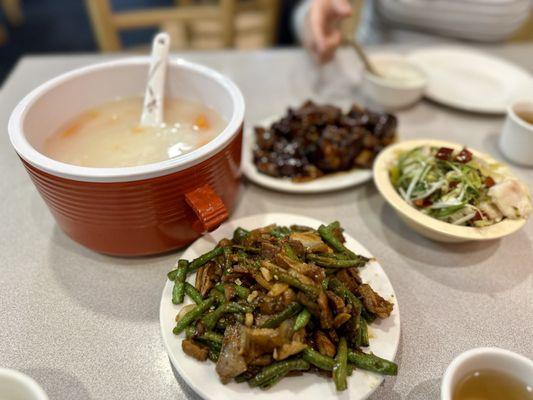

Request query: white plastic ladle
[{"left": 140, "top": 32, "right": 171, "bottom": 128}]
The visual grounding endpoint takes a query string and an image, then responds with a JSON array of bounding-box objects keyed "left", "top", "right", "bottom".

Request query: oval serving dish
[
  {"left": 373, "top": 139, "right": 527, "bottom": 242},
  {"left": 9, "top": 58, "right": 245, "bottom": 256}
]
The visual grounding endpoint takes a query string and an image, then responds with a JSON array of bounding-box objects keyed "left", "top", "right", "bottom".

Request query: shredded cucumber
[{"left": 391, "top": 146, "right": 501, "bottom": 227}]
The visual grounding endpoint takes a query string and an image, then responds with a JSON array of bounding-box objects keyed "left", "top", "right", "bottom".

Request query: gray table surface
[{"left": 1, "top": 45, "right": 532, "bottom": 400}]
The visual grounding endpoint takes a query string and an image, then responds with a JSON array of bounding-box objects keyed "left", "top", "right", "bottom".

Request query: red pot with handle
[{"left": 8, "top": 58, "right": 244, "bottom": 256}]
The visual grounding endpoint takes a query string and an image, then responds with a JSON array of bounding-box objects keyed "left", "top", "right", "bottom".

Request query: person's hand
[{"left": 304, "top": 0, "right": 353, "bottom": 63}]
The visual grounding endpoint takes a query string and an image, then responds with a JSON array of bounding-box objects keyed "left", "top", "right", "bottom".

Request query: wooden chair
[
  {"left": 0, "top": 23, "right": 7, "bottom": 46},
  {"left": 510, "top": 11, "right": 533, "bottom": 42},
  {"left": 0, "top": 0, "right": 24, "bottom": 26},
  {"left": 85, "top": 0, "right": 281, "bottom": 51}
]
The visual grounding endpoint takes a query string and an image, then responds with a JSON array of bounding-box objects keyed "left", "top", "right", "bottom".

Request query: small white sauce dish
[
  {"left": 362, "top": 53, "right": 427, "bottom": 110},
  {"left": 0, "top": 368, "right": 48, "bottom": 400},
  {"left": 441, "top": 347, "right": 533, "bottom": 400}
]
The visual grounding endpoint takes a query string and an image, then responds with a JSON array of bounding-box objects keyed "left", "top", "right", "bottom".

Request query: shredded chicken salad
[{"left": 390, "top": 146, "right": 531, "bottom": 226}]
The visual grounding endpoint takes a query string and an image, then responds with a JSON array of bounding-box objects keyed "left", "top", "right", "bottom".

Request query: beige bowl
[{"left": 373, "top": 139, "right": 528, "bottom": 242}]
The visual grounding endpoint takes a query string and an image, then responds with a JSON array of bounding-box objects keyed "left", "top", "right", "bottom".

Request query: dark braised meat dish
[
  {"left": 167, "top": 222, "right": 397, "bottom": 391},
  {"left": 253, "top": 101, "right": 397, "bottom": 181}
]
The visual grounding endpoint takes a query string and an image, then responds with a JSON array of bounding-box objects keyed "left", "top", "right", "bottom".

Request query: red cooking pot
[{"left": 9, "top": 58, "right": 245, "bottom": 256}]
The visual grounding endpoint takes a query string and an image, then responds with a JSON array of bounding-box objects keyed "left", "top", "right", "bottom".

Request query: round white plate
[
  {"left": 407, "top": 47, "right": 533, "bottom": 114},
  {"left": 241, "top": 116, "right": 373, "bottom": 193},
  {"left": 160, "top": 213, "right": 401, "bottom": 400}
]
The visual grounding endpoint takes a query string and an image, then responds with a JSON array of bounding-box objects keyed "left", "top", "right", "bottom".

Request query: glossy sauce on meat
[{"left": 253, "top": 101, "right": 397, "bottom": 181}]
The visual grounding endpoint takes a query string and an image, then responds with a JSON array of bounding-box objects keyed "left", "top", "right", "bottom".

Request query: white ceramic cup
[
  {"left": 499, "top": 101, "right": 533, "bottom": 167},
  {"left": 0, "top": 368, "right": 48, "bottom": 400},
  {"left": 441, "top": 347, "right": 533, "bottom": 400}
]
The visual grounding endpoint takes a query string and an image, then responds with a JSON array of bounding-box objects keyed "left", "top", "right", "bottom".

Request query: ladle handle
[{"left": 140, "top": 32, "right": 170, "bottom": 127}]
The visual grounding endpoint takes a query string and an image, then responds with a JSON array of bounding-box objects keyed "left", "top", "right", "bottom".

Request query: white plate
[
  {"left": 407, "top": 47, "right": 533, "bottom": 114},
  {"left": 160, "top": 213, "right": 401, "bottom": 400},
  {"left": 241, "top": 116, "right": 373, "bottom": 193}
]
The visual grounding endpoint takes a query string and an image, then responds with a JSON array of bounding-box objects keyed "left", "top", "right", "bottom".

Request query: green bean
[
  {"left": 293, "top": 308, "right": 311, "bottom": 331},
  {"left": 185, "top": 326, "right": 224, "bottom": 345},
  {"left": 202, "top": 302, "right": 253, "bottom": 330},
  {"left": 222, "top": 246, "right": 232, "bottom": 275},
  {"left": 289, "top": 224, "right": 314, "bottom": 232},
  {"left": 302, "top": 348, "right": 335, "bottom": 371},
  {"left": 359, "top": 318, "right": 369, "bottom": 347},
  {"left": 307, "top": 254, "right": 368, "bottom": 268},
  {"left": 328, "top": 278, "right": 362, "bottom": 344},
  {"left": 232, "top": 245, "right": 261, "bottom": 254},
  {"left": 187, "top": 247, "right": 224, "bottom": 274},
  {"left": 173, "top": 297, "right": 215, "bottom": 335},
  {"left": 363, "top": 312, "right": 377, "bottom": 323},
  {"left": 321, "top": 277, "right": 330, "bottom": 291},
  {"left": 282, "top": 243, "right": 299, "bottom": 261},
  {"left": 263, "top": 263, "right": 319, "bottom": 298},
  {"left": 184, "top": 283, "right": 203, "bottom": 304},
  {"left": 269, "top": 226, "right": 291, "bottom": 239},
  {"left": 249, "top": 359, "right": 309, "bottom": 387},
  {"left": 172, "top": 260, "right": 189, "bottom": 304},
  {"left": 348, "top": 351, "right": 398, "bottom": 376},
  {"left": 207, "top": 342, "right": 221, "bottom": 362},
  {"left": 259, "top": 302, "right": 302, "bottom": 329},
  {"left": 330, "top": 278, "right": 366, "bottom": 320},
  {"left": 215, "top": 283, "right": 250, "bottom": 300},
  {"left": 185, "top": 325, "right": 196, "bottom": 339},
  {"left": 347, "top": 363, "right": 355, "bottom": 376},
  {"left": 315, "top": 252, "right": 352, "bottom": 260},
  {"left": 167, "top": 268, "right": 179, "bottom": 281},
  {"left": 259, "top": 371, "right": 289, "bottom": 389},
  {"left": 209, "top": 288, "right": 226, "bottom": 304},
  {"left": 200, "top": 331, "right": 224, "bottom": 345},
  {"left": 232, "top": 227, "right": 250, "bottom": 243},
  {"left": 318, "top": 223, "right": 357, "bottom": 259},
  {"left": 333, "top": 337, "right": 348, "bottom": 391},
  {"left": 235, "top": 372, "right": 255, "bottom": 383}
]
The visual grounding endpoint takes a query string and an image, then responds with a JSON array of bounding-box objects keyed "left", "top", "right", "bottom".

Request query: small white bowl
[
  {"left": 362, "top": 54, "right": 427, "bottom": 110},
  {"left": 0, "top": 368, "right": 48, "bottom": 400},
  {"left": 373, "top": 139, "right": 528, "bottom": 242},
  {"left": 441, "top": 347, "right": 533, "bottom": 400}
]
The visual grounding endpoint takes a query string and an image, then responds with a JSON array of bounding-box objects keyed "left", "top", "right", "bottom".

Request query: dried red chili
[
  {"left": 455, "top": 148, "right": 473, "bottom": 163},
  {"left": 435, "top": 147, "right": 454, "bottom": 160},
  {"left": 484, "top": 176, "right": 495, "bottom": 188},
  {"left": 413, "top": 198, "right": 432, "bottom": 208},
  {"left": 473, "top": 211, "right": 484, "bottom": 221}
]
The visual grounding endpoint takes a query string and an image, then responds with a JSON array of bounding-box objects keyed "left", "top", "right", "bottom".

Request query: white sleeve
[
  {"left": 377, "top": 0, "right": 531, "bottom": 42},
  {"left": 292, "top": 0, "right": 313, "bottom": 44}
]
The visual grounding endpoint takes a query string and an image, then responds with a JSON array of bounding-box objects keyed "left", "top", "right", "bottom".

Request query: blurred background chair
[
  {"left": 85, "top": 0, "right": 281, "bottom": 51},
  {"left": 511, "top": 11, "right": 533, "bottom": 42},
  {"left": 0, "top": 0, "right": 24, "bottom": 45},
  {"left": 1, "top": 0, "right": 24, "bottom": 25}
]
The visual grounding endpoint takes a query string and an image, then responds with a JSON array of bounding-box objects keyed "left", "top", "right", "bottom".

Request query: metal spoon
[{"left": 343, "top": 36, "right": 381, "bottom": 77}]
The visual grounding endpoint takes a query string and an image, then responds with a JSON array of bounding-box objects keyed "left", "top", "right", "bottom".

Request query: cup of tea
[
  {"left": 441, "top": 347, "right": 533, "bottom": 400},
  {"left": 499, "top": 101, "right": 533, "bottom": 167},
  {"left": 0, "top": 369, "right": 48, "bottom": 400}
]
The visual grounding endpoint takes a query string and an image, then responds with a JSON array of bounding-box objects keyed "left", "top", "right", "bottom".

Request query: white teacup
[
  {"left": 0, "top": 369, "right": 48, "bottom": 400},
  {"left": 441, "top": 347, "right": 533, "bottom": 400},
  {"left": 499, "top": 101, "right": 533, "bottom": 167}
]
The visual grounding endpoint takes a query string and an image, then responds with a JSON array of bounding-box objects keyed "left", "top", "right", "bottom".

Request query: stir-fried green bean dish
[
  {"left": 167, "top": 222, "right": 397, "bottom": 391},
  {"left": 390, "top": 146, "right": 532, "bottom": 226}
]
